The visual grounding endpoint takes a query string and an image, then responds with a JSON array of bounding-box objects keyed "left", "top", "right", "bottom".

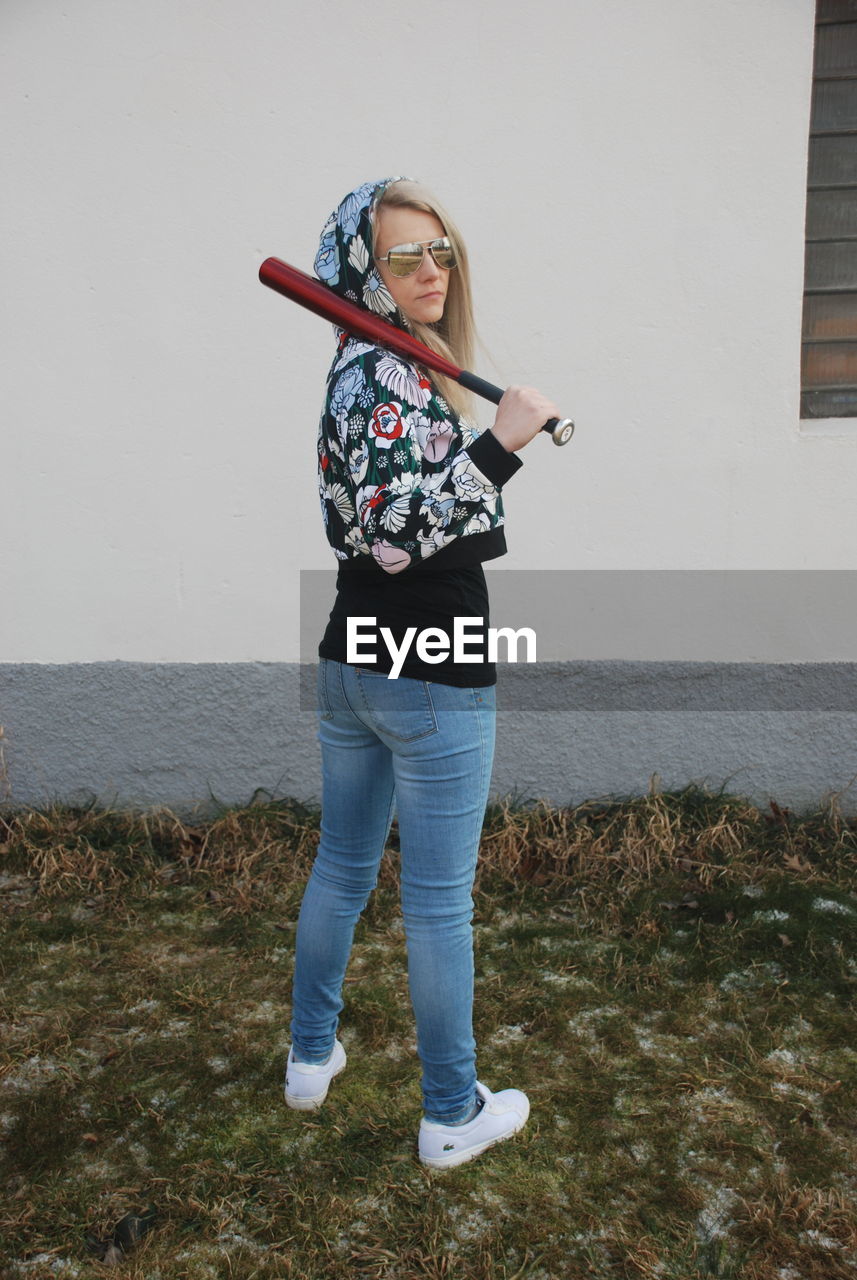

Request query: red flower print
[{"left": 370, "top": 403, "right": 404, "bottom": 441}]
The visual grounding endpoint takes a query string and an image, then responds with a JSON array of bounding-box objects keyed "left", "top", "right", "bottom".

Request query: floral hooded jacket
[{"left": 314, "top": 178, "right": 521, "bottom": 577}]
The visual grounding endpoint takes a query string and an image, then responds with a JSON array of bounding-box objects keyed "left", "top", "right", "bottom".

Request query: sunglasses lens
[
  {"left": 386, "top": 245, "right": 424, "bottom": 277},
  {"left": 431, "top": 239, "right": 456, "bottom": 270},
  {"left": 383, "top": 239, "right": 457, "bottom": 276}
]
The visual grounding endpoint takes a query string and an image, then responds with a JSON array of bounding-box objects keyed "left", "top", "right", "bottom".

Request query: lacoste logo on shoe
[{"left": 443, "top": 1143, "right": 455, "bottom": 1151}]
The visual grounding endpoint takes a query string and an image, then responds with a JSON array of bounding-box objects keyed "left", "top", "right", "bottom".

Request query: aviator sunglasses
[{"left": 376, "top": 237, "right": 457, "bottom": 278}]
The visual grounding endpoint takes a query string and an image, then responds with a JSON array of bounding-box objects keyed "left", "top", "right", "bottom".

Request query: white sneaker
[
  {"left": 418, "top": 1080, "right": 529, "bottom": 1169},
  {"left": 284, "top": 1040, "right": 346, "bottom": 1111}
]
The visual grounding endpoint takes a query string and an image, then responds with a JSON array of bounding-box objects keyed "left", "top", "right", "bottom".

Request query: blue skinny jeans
[{"left": 290, "top": 658, "right": 496, "bottom": 1124}]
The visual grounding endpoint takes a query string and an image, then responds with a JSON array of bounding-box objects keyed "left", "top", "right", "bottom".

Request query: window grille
[{"left": 802, "top": 0, "right": 857, "bottom": 417}]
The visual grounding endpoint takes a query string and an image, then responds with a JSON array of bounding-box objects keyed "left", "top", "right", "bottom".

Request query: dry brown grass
[{"left": 2, "top": 786, "right": 855, "bottom": 927}]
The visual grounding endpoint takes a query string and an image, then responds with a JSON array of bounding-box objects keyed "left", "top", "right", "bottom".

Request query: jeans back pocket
[{"left": 353, "top": 669, "right": 438, "bottom": 742}]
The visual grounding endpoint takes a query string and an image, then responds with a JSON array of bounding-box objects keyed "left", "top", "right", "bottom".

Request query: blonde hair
[{"left": 372, "top": 180, "right": 476, "bottom": 421}]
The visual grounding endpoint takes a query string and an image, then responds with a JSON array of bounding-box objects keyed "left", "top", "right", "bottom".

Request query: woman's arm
[{"left": 319, "top": 344, "right": 524, "bottom": 574}]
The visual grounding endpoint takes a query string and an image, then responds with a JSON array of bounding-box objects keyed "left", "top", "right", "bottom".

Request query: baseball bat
[{"left": 258, "top": 257, "right": 574, "bottom": 446}]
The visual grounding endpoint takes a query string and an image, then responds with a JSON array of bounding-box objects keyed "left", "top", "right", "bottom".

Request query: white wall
[{"left": 3, "top": 0, "right": 847, "bottom": 668}]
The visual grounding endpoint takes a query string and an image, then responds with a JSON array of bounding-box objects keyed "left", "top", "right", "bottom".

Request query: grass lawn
[{"left": 1, "top": 788, "right": 855, "bottom": 1279}]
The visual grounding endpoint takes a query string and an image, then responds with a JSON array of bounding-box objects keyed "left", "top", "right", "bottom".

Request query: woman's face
[{"left": 374, "top": 205, "right": 450, "bottom": 326}]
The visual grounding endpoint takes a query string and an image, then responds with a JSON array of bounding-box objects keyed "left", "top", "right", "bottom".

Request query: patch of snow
[
  {"left": 491, "top": 1024, "right": 526, "bottom": 1046},
  {"left": 127, "top": 998, "right": 160, "bottom": 1014},
  {"left": 0, "top": 1055, "right": 64, "bottom": 1092},
  {"left": 537, "top": 936, "right": 570, "bottom": 953},
  {"left": 812, "top": 897, "right": 855, "bottom": 917},
  {"left": 8, "top": 1255, "right": 84, "bottom": 1276},
  {"left": 719, "top": 962, "right": 785, "bottom": 992},
  {"left": 695, "top": 1185, "right": 740, "bottom": 1242},
  {"left": 802, "top": 1229, "right": 845, "bottom": 1250},
  {"left": 633, "top": 1030, "right": 684, "bottom": 1062},
  {"left": 161, "top": 1018, "right": 190, "bottom": 1035},
  {"left": 149, "top": 1089, "right": 180, "bottom": 1110},
  {"left": 212, "top": 1080, "right": 241, "bottom": 1098},
  {"left": 239, "top": 1000, "right": 279, "bottom": 1023},
  {"left": 766, "top": 1048, "right": 797, "bottom": 1067},
  {"left": 217, "top": 1230, "right": 265, "bottom": 1253}
]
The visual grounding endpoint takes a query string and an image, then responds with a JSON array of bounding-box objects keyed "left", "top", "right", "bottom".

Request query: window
[{"left": 802, "top": 0, "right": 857, "bottom": 418}]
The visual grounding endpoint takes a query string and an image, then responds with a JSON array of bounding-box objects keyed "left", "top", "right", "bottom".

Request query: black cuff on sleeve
[{"left": 466, "top": 429, "right": 524, "bottom": 487}]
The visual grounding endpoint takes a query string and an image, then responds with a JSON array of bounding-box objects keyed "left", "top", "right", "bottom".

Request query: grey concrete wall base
[{"left": 1, "top": 663, "right": 856, "bottom": 817}]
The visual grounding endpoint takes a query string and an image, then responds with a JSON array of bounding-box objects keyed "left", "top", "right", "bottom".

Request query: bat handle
[{"left": 457, "top": 371, "right": 574, "bottom": 446}]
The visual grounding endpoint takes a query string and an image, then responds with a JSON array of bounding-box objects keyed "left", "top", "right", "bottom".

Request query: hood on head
[{"left": 314, "top": 177, "right": 410, "bottom": 330}]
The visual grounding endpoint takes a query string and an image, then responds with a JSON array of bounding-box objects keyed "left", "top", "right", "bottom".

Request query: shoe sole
[
  {"left": 419, "top": 1110, "right": 527, "bottom": 1169},
  {"left": 284, "top": 1053, "right": 346, "bottom": 1111}
]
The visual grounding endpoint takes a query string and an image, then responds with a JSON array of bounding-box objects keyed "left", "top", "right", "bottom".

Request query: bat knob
[{"left": 543, "top": 417, "right": 575, "bottom": 446}]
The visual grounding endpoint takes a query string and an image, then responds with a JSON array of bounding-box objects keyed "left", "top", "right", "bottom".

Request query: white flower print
[
  {"left": 386, "top": 471, "right": 420, "bottom": 500},
  {"left": 334, "top": 340, "right": 375, "bottom": 374},
  {"left": 348, "top": 235, "right": 369, "bottom": 276},
  {"left": 362, "top": 269, "right": 397, "bottom": 316},
  {"left": 375, "top": 355, "right": 433, "bottom": 409},
  {"left": 379, "top": 474, "right": 434, "bottom": 533},
  {"left": 403, "top": 410, "right": 430, "bottom": 457},
  {"left": 462, "top": 511, "right": 491, "bottom": 537},
  {"left": 380, "top": 496, "right": 409, "bottom": 533},
  {"left": 451, "top": 455, "right": 496, "bottom": 503},
  {"left": 326, "top": 482, "right": 354, "bottom": 523},
  {"left": 417, "top": 524, "right": 454, "bottom": 556}
]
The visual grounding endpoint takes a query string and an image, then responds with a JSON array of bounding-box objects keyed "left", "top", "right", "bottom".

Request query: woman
[{"left": 285, "top": 177, "right": 559, "bottom": 1169}]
